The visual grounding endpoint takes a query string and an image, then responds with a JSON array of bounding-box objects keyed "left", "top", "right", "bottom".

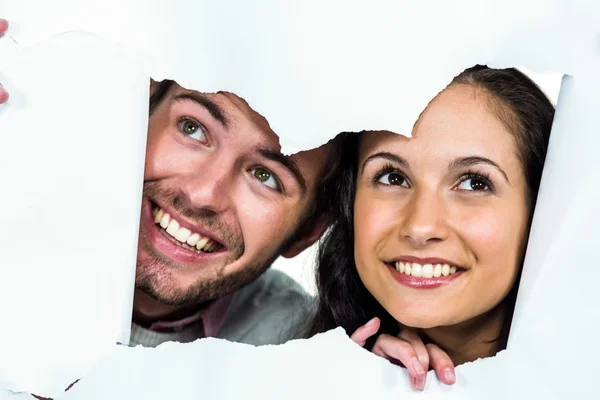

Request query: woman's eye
[
  {"left": 179, "top": 119, "right": 207, "bottom": 142},
  {"left": 378, "top": 172, "right": 409, "bottom": 187},
  {"left": 457, "top": 178, "right": 489, "bottom": 191},
  {"left": 250, "top": 168, "right": 281, "bottom": 191}
]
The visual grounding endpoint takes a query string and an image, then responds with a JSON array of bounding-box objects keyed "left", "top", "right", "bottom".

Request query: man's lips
[
  {"left": 142, "top": 200, "right": 225, "bottom": 265},
  {"left": 150, "top": 201, "right": 226, "bottom": 253}
]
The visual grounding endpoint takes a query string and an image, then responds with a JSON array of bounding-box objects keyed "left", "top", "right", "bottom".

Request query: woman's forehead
[{"left": 359, "top": 86, "right": 519, "bottom": 165}]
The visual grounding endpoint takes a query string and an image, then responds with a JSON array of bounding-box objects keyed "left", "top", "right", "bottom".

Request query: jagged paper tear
[
  {"left": 0, "top": 33, "right": 147, "bottom": 397},
  {"left": 54, "top": 328, "right": 550, "bottom": 400},
  {"left": 4, "top": 0, "right": 591, "bottom": 153}
]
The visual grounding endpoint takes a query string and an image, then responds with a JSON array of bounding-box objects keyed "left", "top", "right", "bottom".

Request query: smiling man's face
[{"left": 134, "top": 82, "right": 330, "bottom": 317}]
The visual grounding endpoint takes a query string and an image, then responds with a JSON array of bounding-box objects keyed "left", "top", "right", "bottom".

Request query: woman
[{"left": 310, "top": 65, "right": 555, "bottom": 390}]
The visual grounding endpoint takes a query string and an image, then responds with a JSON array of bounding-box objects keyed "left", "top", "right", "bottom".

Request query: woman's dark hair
[{"left": 307, "top": 65, "right": 556, "bottom": 353}]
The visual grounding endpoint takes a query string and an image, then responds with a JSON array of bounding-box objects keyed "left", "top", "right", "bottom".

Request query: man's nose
[
  {"left": 179, "top": 162, "right": 233, "bottom": 215},
  {"left": 400, "top": 190, "right": 450, "bottom": 248}
]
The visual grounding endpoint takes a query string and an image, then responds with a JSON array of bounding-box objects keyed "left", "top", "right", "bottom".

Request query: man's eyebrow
[
  {"left": 171, "top": 92, "right": 229, "bottom": 128},
  {"left": 361, "top": 152, "right": 409, "bottom": 174},
  {"left": 449, "top": 156, "right": 511, "bottom": 184},
  {"left": 257, "top": 147, "right": 307, "bottom": 195}
]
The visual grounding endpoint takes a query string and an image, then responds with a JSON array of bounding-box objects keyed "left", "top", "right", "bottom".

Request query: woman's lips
[{"left": 387, "top": 262, "right": 463, "bottom": 289}]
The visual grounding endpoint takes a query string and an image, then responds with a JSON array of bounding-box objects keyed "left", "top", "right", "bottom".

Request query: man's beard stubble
[
  {"left": 135, "top": 245, "right": 284, "bottom": 307},
  {"left": 135, "top": 181, "right": 292, "bottom": 307}
]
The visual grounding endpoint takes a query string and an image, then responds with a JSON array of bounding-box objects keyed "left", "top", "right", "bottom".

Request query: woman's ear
[{"left": 281, "top": 215, "right": 330, "bottom": 258}]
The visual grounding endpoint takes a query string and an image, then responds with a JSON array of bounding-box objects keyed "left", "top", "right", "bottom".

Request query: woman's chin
[{"left": 390, "top": 311, "right": 449, "bottom": 330}]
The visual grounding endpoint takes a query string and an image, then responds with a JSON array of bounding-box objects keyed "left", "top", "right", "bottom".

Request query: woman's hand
[
  {"left": 350, "top": 317, "right": 456, "bottom": 391},
  {"left": 0, "top": 18, "right": 10, "bottom": 103}
]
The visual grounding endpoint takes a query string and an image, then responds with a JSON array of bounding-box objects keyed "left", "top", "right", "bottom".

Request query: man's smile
[
  {"left": 152, "top": 205, "right": 224, "bottom": 253},
  {"left": 140, "top": 198, "right": 232, "bottom": 266}
]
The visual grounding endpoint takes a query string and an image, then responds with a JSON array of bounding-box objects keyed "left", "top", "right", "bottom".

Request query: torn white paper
[
  {"left": 0, "top": 33, "right": 148, "bottom": 397},
  {"left": 5, "top": 0, "right": 588, "bottom": 153},
  {"left": 0, "top": 0, "right": 599, "bottom": 398},
  {"left": 57, "top": 329, "right": 553, "bottom": 400},
  {"left": 507, "top": 73, "right": 600, "bottom": 398}
]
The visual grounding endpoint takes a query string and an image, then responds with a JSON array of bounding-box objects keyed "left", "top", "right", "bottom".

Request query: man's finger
[
  {"left": 349, "top": 317, "right": 380, "bottom": 347},
  {"left": 371, "top": 334, "right": 426, "bottom": 390},
  {"left": 397, "top": 329, "right": 430, "bottom": 372},
  {"left": 426, "top": 343, "right": 456, "bottom": 385},
  {"left": 0, "top": 83, "right": 9, "bottom": 104},
  {"left": 0, "top": 19, "right": 8, "bottom": 105},
  {"left": 0, "top": 19, "right": 8, "bottom": 35}
]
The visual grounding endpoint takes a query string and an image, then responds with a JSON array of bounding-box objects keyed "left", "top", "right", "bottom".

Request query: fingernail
[
  {"left": 411, "top": 357, "right": 425, "bottom": 375},
  {"left": 410, "top": 375, "right": 417, "bottom": 390},
  {"left": 416, "top": 375, "right": 426, "bottom": 390},
  {"left": 444, "top": 368, "right": 456, "bottom": 384},
  {"left": 366, "top": 318, "right": 376, "bottom": 327}
]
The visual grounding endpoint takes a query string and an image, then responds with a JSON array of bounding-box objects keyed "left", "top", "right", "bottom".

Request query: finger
[
  {"left": 397, "top": 329, "right": 430, "bottom": 371},
  {"left": 410, "top": 374, "right": 426, "bottom": 391},
  {"left": 349, "top": 317, "right": 380, "bottom": 347},
  {"left": 372, "top": 335, "right": 426, "bottom": 390},
  {"left": 0, "top": 19, "right": 8, "bottom": 35},
  {"left": 372, "top": 334, "right": 426, "bottom": 377},
  {"left": 0, "top": 83, "right": 9, "bottom": 104},
  {"left": 426, "top": 343, "right": 456, "bottom": 385}
]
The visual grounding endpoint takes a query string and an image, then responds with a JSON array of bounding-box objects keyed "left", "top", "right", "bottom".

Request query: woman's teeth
[
  {"left": 153, "top": 207, "right": 220, "bottom": 253},
  {"left": 394, "top": 262, "right": 458, "bottom": 278}
]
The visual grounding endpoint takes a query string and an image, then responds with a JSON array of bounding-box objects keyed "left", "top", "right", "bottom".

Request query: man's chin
[
  {"left": 134, "top": 241, "right": 281, "bottom": 310},
  {"left": 135, "top": 283, "right": 206, "bottom": 307},
  {"left": 135, "top": 266, "right": 218, "bottom": 307}
]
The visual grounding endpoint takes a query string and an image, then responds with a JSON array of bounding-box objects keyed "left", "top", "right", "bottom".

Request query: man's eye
[
  {"left": 250, "top": 168, "right": 281, "bottom": 191},
  {"left": 457, "top": 178, "right": 489, "bottom": 191},
  {"left": 378, "top": 172, "right": 409, "bottom": 187},
  {"left": 178, "top": 118, "right": 207, "bottom": 142}
]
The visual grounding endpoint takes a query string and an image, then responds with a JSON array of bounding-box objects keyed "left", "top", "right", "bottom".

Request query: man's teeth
[
  {"left": 394, "top": 262, "right": 458, "bottom": 278},
  {"left": 153, "top": 207, "right": 219, "bottom": 253}
]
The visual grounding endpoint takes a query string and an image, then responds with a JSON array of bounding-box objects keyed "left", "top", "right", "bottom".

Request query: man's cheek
[
  {"left": 144, "top": 142, "right": 189, "bottom": 180},
  {"left": 239, "top": 203, "right": 288, "bottom": 253}
]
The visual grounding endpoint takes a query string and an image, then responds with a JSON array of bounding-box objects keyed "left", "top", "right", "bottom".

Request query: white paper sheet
[
  {"left": 54, "top": 329, "right": 551, "bottom": 400},
  {"left": 5, "top": 0, "right": 585, "bottom": 153},
  {"left": 507, "top": 73, "right": 600, "bottom": 398},
  {"left": 0, "top": 0, "right": 599, "bottom": 398},
  {"left": 0, "top": 33, "right": 148, "bottom": 397}
]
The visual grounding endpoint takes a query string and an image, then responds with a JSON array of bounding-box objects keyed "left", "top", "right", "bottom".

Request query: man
[
  {"left": 0, "top": 19, "right": 456, "bottom": 394},
  {"left": 130, "top": 79, "right": 334, "bottom": 346}
]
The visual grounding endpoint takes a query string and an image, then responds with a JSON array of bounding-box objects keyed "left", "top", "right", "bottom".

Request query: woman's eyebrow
[
  {"left": 361, "top": 152, "right": 409, "bottom": 174},
  {"left": 449, "top": 156, "right": 511, "bottom": 184}
]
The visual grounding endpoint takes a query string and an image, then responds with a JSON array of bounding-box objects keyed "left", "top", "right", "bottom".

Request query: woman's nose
[{"left": 400, "top": 191, "right": 450, "bottom": 248}]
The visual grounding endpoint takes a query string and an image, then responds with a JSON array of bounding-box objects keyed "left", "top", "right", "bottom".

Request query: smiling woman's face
[{"left": 353, "top": 84, "right": 530, "bottom": 329}]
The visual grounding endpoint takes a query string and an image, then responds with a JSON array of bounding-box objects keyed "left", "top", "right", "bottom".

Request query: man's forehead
[
  {"left": 163, "top": 82, "right": 332, "bottom": 181},
  {"left": 168, "top": 84, "right": 274, "bottom": 135}
]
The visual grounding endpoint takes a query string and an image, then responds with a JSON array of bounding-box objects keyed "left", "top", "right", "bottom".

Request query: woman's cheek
[
  {"left": 354, "top": 193, "right": 398, "bottom": 268},
  {"left": 455, "top": 206, "right": 520, "bottom": 291},
  {"left": 452, "top": 207, "right": 510, "bottom": 261}
]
